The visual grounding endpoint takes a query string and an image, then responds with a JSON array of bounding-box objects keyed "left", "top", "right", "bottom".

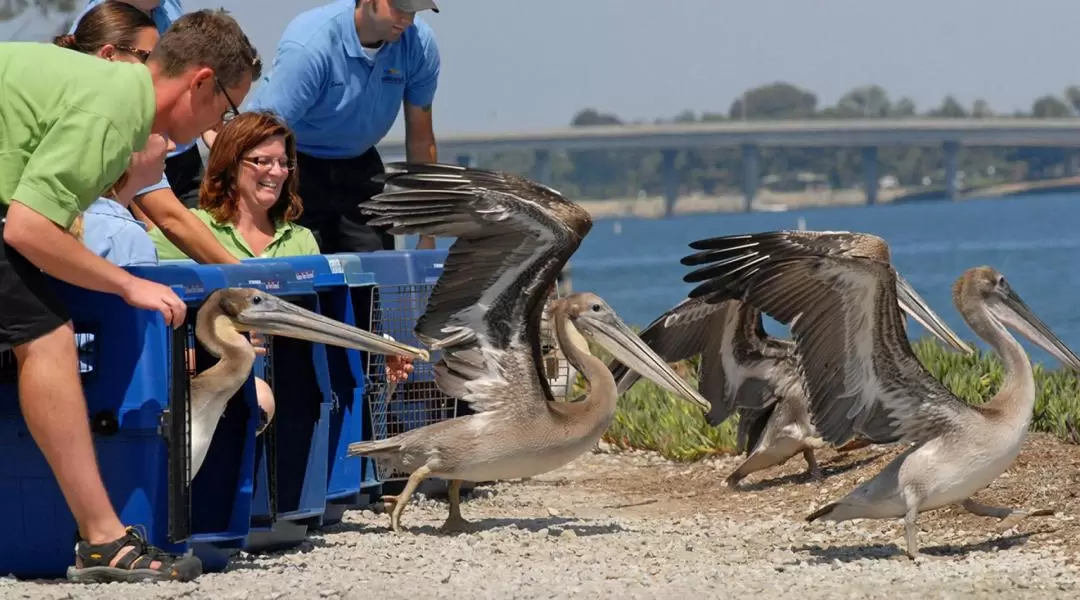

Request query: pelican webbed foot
[
  {"left": 961, "top": 498, "right": 1055, "bottom": 533},
  {"left": 835, "top": 437, "right": 874, "bottom": 453},
  {"left": 381, "top": 465, "right": 432, "bottom": 533}
]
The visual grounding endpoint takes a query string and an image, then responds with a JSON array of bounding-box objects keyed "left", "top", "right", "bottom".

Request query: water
[{"left": 408, "top": 191, "right": 1080, "bottom": 367}]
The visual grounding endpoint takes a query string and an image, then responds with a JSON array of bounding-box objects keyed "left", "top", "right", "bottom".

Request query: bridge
[{"left": 375, "top": 118, "right": 1080, "bottom": 212}]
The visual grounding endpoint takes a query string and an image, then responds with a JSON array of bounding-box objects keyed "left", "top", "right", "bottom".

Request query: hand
[
  {"left": 249, "top": 331, "right": 268, "bottom": 356},
  {"left": 385, "top": 355, "right": 414, "bottom": 383},
  {"left": 120, "top": 277, "right": 187, "bottom": 328},
  {"left": 125, "top": 134, "right": 173, "bottom": 192}
]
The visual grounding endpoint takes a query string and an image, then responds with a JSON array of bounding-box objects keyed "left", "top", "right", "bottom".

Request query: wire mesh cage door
[
  {"left": 364, "top": 277, "right": 578, "bottom": 481},
  {"left": 365, "top": 283, "right": 457, "bottom": 481}
]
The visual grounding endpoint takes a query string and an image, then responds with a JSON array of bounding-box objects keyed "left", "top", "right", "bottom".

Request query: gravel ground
[{"left": 7, "top": 432, "right": 1080, "bottom": 599}]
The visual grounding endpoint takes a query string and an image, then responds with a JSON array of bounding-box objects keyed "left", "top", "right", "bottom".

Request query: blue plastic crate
[
  {"left": 0, "top": 260, "right": 270, "bottom": 578},
  {"left": 244, "top": 255, "right": 378, "bottom": 527},
  {"left": 235, "top": 259, "right": 332, "bottom": 551}
]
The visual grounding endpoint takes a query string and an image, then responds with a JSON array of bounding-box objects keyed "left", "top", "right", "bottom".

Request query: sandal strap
[{"left": 76, "top": 527, "right": 174, "bottom": 571}]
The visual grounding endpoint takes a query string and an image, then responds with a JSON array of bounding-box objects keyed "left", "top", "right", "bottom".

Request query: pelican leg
[
  {"left": 438, "top": 479, "right": 471, "bottom": 532},
  {"left": 381, "top": 465, "right": 431, "bottom": 533},
  {"left": 960, "top": 498, "right": 1055, "bottom": 533},
  {"left": 802, "top": 449, "right": 823, "bottom": 480},
  {"left": 903, "top": 505, "right": 921, "bottom": 560}
]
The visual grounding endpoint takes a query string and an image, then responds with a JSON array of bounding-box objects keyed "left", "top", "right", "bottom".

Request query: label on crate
[
  {"left": 296, "top": 269, "right": 314, "bottom": 281},
  {"left": 328, "top": 258, "right": 344, "bottom": 274}
]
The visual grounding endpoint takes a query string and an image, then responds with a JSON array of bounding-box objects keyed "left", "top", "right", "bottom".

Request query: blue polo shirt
[
  {"left": 70, "top": 0, "right": 188, "bottom": 197},
  {"left": 246, "top": 0, "right": 440, "bottom": 159}
]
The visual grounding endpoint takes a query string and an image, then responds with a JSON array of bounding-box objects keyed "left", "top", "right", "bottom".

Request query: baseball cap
[{"left": 391, "top": 0, "right": 439, "bottom": 12}]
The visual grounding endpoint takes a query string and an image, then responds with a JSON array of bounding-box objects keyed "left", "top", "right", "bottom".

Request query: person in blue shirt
[
  {"left": 69, "top": 0, "right": 241, "bottom": 266},
  {"left": 245, "top": 0, "right": 441, "bottom": 253}
]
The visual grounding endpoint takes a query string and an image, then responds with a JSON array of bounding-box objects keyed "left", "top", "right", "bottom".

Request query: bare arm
[
  {"left": 132, "top": 188, "right": 239, "bottom": 264},
  {"left": 403, "top": 101, "right": 438, "bottom": 250}
]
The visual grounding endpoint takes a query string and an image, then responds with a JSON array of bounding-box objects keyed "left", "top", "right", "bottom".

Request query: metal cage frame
[{"left": 364, "top": 281, "right": 577, "bottom": 481}]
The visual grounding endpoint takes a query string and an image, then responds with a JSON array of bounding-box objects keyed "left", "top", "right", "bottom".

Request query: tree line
[{"left": 481, "top": 82, "right": 1080, "bottom": 200}]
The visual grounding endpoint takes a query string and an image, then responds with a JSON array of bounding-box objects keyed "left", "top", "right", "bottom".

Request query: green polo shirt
[
  {"left": 149, "top": 208, "right": 321, "bottom": 260},
  {"left": 0, "top": 42, "right": 155, "bottom": 227}
]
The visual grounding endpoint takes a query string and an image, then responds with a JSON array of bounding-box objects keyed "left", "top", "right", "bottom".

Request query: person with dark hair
[
  {"left": 245, "top": 0, "right": 442, "bottom": 254},
  {"left": 57, "top": 0, "right": 167, "bottom": 267},
  {"left": 0, "top": 8, "right": 261, "bottom": 583},
  {"left": 68, "top": 0, "right": 241, "bottom": 265}
]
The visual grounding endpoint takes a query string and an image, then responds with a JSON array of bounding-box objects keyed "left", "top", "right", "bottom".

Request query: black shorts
[
  {"left": 163, "top": 144, "right": 204, "bottom": 209},
  {"left": 295, "top": 146, "right": 395, "bottom": 254},
  {"left": 0, "top": 215, "right": 70, "bottom": 353}
]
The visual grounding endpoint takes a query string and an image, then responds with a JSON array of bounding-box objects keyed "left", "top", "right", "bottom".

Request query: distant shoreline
[{"left": 577, "top": 176, "right": 1080, "bottom": 220}]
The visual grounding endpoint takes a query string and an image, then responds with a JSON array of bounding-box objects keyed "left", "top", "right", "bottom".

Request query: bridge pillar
[
  {"left": 943, "top": 141, "right": 959, "bottom": 200},
  {"left": 861, "top": 146, "right": 878, "bottom": 205},
  {"left": 533, "top": 149, "right": 552, "bottom": 185},
  {"left": 662, "top": 149, "right": 678, "bottom": 217},
  {"left": 455, "top": 153, "right": 472, "bottom": 167},
  {"left": 740, "top": 143, "right": 759, "bottom": 211}
]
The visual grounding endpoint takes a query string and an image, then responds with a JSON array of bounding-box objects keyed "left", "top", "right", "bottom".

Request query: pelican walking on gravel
[
  {"left": 679, "top": 230, "right": 1080, "bottom": 559},
  {"left": 609, "top": 231, "right": 973, "bottom": 488},
  {"left": 189, "top": 288, "right": 429, "bottom": 480},
  {"left": 346, "top": 162, "right": 711, "bottom": 533}
]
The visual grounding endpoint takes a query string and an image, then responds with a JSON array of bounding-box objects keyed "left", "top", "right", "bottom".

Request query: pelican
[
  {"left": 189, "top": 287, "right": 429, "bottom": 481},
  {"left": 609, "top": 231, "right": 974, "bottom": 488},
  {"left": 680, "top": 230, "right": 1080, "bottom": 559},
  {"left": 346, "top": 162, "right": 711, "bottom": 533}
]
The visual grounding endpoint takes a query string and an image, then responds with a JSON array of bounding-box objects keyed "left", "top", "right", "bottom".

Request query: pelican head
[
  {"left": 551, "top": 292, "right": 711, "bottom": 411},
  {"left": 894, "top": 273, "right": 975, "bottom": 355},
  {"left": 207, "top": 288, "right": 430, "bottom": 360},
  {"left": 954, "top": 267, "right": 1080, "bottom": 371}
]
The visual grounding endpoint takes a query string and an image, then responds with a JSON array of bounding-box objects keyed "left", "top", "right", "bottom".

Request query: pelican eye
[
  {"left": 591, "top": 303, "right": 601, "bottom": 312},
  {"left": 252, "top": 295, "right": 263, "bottom": 305}
]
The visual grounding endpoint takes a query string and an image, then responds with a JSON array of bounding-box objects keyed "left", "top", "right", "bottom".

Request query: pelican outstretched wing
[
  {"left": 685, "top": 230, "right": 892, "bottom": 267},
  {"left": 681, "top": 232, "right": 975, "bottom": 446},
  {"left": 361, "top": 162, "right": 592, "bottom": 414}
]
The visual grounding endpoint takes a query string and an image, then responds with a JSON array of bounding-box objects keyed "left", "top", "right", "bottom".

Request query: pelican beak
[
  {"left": 577, "top": 313, "right": 711, "bottom": 412},
  {"left": 993, "top": 289, "right": 1080, "bottom": 372},
  {"left": 232, "top": 294, "right": 430, "bottom": 361},
  {"left": 894, "top": 273, "right": 974, "bottom": 355}
]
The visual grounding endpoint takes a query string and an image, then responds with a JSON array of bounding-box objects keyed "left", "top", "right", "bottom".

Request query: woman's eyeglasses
[
  {"left": 243, "top": 156, "right": 295, "bottom": 171},
  {"left": 115, "top": 45, "right": 151, "bottom": 63}
]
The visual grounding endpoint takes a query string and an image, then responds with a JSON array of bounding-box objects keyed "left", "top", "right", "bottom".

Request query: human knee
[{"left": 254, "top": 376, "right": 275, "bottom": 435}]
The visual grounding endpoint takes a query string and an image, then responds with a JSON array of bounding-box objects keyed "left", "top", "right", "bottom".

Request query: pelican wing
[
  {"left": 682, "top": 240, "right": 973, "bottom": 446},
  {"left": 361, "top": 163, "right": 592, "bottom": 414},
  {"left": 686, "top": 230, "right": 891, "bottom": 267}
]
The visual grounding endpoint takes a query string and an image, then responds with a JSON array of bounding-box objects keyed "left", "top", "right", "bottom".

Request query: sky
[{"left": 5, "top": 0, "right": 1080, "bottom": 144}]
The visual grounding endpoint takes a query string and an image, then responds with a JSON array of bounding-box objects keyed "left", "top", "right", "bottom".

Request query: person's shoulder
[
  {"left": 406, "top": 16, "right": 438, "bottom": 49},
  {"left": 399, "top": 17, "right": 439, "bottom": 66},
  {"left": 279, "top": 0, "right": 351, "bottom": 48},
  {"left": 286, "top": 222, "right": 321, "bottom": 254}
]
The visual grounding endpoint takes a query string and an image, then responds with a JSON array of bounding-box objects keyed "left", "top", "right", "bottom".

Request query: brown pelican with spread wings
[
  {"left": 680, "top": 230, "right": 1080, "bottom": 559},
  {"left": 346, "top": 163, "right": 711, "bottom": 533}
]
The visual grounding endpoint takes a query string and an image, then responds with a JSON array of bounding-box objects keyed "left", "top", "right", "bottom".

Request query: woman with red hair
[{"left": 150, "top": 110, "right": 319, "bottom": 259}]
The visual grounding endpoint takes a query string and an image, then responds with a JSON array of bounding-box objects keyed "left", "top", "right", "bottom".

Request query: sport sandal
[{"left": 66, "top": 526, "right": 203, "bottom": 583}]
